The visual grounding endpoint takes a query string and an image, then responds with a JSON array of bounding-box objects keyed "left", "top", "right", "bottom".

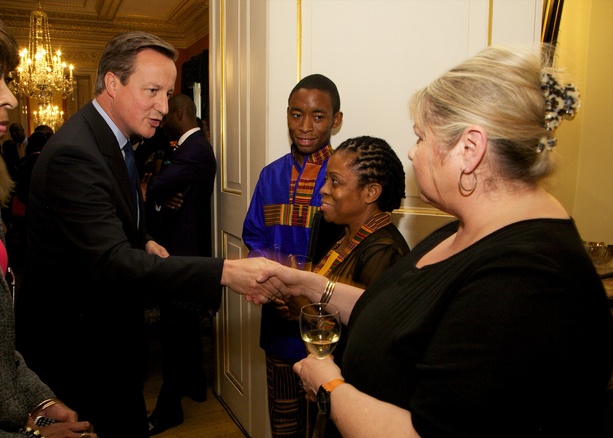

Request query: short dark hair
[
  {"left": 335, "top": 135, "right": 406, "bottom": 212},
  {"left": 26, "top": 131, "right": 49, "bottom": 155},
  {"left": 95, "top": 31, "right": 178, "bottom": 95},
  {"left": 288, "top": 73, "right": 340, "bottom": 114},
  {"left": 34, "top": 124, "right": 54, "bottom": 138}
]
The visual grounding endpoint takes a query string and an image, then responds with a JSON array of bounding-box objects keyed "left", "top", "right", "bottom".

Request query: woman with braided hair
[
  {"left": 270, "top": 135, "right": 410, "bottom": 437},
  {"left": 313, "top": 136, "right": 409, "bottom": 286},
  {"left": 277, "top": 135, "right": 410, "bottom": 352},
  {"left": 258, "top": 45, "right": 613, "bottom": 437},
  {"left": 279, "top": 135, "right": 410, "bottom": 313}
]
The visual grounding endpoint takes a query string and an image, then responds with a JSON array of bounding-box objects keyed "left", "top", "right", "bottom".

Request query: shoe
[{"left": 148, "top": 408, "right": 184, "bottom": 436}]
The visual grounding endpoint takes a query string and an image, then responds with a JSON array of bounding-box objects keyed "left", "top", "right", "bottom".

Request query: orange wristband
[{"left": 322, "top": 378, "right": 346, "bottom": 393}]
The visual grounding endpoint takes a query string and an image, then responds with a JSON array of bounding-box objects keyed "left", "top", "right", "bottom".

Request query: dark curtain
[{"left": 181, "top": 50, "right": 209, "bottom": 121}]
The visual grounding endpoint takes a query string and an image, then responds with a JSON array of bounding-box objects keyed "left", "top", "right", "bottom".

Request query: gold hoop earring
[{"left": 459, "top": 169, "right": 477, "bottom": 194}]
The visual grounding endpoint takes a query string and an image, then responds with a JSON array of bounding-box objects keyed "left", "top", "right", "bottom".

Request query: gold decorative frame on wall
[{"left": 541, "top": 0, "right": 564, "bottom": 62}]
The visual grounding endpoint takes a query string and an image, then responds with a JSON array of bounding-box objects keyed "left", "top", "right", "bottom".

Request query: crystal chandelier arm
[{"left": 10, "top": 6, "right": 76, "bottom": 109}]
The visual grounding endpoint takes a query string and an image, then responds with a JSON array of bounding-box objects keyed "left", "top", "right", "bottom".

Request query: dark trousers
[{"left": 153, "top": 301, "right": 207, "bottom": 414}]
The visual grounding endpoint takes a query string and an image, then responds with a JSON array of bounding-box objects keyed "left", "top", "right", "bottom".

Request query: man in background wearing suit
[
  {"left": 14, "top": 31, "right": 275, "bottom": 438},
  {"left": 145, "top": 93, "right": 217, "bottom": 434}
]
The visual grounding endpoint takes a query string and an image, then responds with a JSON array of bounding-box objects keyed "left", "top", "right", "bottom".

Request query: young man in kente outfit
[{"left": 242, "top": 73, "right": 343, "bottom": 438}]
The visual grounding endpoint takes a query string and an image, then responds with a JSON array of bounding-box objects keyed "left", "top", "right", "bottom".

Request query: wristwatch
[{"left": 316, "top": 379, "right": 346, "bottom": 418}]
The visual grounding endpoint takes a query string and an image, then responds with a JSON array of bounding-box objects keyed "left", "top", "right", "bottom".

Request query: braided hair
[{"left": 335, "top": 136, "right": 405, "bottom": 212}]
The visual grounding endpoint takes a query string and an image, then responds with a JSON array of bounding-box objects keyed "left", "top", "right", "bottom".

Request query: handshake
[{"left": 221, "top": 256, "right": 319, "bottom": 306}]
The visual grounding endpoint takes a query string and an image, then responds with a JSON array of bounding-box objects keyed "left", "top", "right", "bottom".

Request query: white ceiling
[{"left": 0, "top": 0, "right": 209, "bottom": 73}]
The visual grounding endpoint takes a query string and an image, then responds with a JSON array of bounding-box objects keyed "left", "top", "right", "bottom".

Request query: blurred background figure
[
  {"left": 34, "top": 124, "right": 54, "bottom": 139},
  {"left": 1, "top": 122, "right": 27, "bottom": 178},
  {"left": 9, "top": 130, "right": 50, "bottom": 283},
  {"left": 145, "top": 94, "right": 217, "bottom": 435},
  {"left": 15, "top": 131, "right": 48, "bottom": 207}
]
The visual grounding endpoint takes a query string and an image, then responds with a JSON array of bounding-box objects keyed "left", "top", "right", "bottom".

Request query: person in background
[
  {"left": 1, "top": 122, "right": 27, "bottom": 178},
  {"left": 0, "top": 17, "right": 97, "bottom": 438},
  {"left": 242, "top": 73, "right": 343, "bottom": 438},
  {"left": 279, "top": 135, "right": 410, "bottom": 321},
  {"left": 136, "top": 127, "right": 169, "bottom": 181},
  {"left": 276, "top": 135, "right": 411, "bottom": 436},
  {"left": 8, "top": 131, "right": 50, "bottom": 280},
  {"left": 14, "top": 30, "right": 277, "bottom": 438},
  {"left": 14, "top": 131, "right": 48, "bottom": 207},
  {"left": 33, "top": 124, "right": 54, "bottom": 139},
  {"left": 196, "top": 116, "right": 210, "bottom": 141},
  {"left": 259, "top": 45, "right": 613, "bottom": 437},
  {"left": 145, "top": 93, "right": 217, "bottom": 435}
]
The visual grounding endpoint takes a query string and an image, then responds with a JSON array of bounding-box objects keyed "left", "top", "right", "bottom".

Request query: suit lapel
[{"left": 81, "top": 102, "right": 140, "bottom": 227}]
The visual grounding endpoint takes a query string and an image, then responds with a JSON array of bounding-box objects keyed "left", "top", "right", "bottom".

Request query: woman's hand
[
  {"left": 25, "top": 402, "right": 97, "bottom": 437},
  {"left": 223, "top": 257, "right": 283, "bottom": 304},
  {"left": 258, "top": 264, "right": 327, "bottom": 303},
  {"left": 37, "top": 401, "right": 77, "bottom": 423},
  {"left": 35, "top": 421, "right": 97, "bottom": 438},
  {"left": 293, "top": 355, "right": 343, "bottom": 402}
]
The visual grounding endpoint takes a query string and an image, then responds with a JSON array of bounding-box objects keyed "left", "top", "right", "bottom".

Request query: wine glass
[
  {"left": 299, "top": 303, "right": 341, "bottom": 359},
  {"left": 287, "top": 254, "right": 312, "bottom": 271},
  {"left": 584, "top": 241, "right": 607, "bottom": 265}
]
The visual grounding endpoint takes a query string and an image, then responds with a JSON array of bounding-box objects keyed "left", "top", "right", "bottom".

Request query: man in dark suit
[
  {"left": 145, "top": 93, "right": 217, "bottom": 434},
  {"left": 14, "top": 31, "right": 275, "bottom": 438}
]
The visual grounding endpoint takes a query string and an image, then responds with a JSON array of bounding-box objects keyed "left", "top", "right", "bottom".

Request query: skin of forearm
[
  {"left": 325, "top": 282, "right": 363, "bottom": 325},
  {"left": 290, "top": 272, "right": 363, "bottom": 325},
  {"left": 330, "top": 384, "right": 420, "bottom": 438}
]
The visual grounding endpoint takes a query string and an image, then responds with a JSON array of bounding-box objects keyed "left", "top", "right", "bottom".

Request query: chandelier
[
  {"left": 9, "top": 5, "right": 76, "bottom": 106},
  {"left": 32, "top": 103, "right": 64, "bottom": 132}
]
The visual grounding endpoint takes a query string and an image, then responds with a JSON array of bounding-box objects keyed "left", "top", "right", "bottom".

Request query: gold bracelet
[
  {"left": 29, "top": 397, "right": 61, "bottom": 417},
  {"left": 320, "top": 279, "right": 336, "bottom": 304}
]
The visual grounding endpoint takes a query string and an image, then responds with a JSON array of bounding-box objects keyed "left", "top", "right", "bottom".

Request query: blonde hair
[{"left": 409, "top": 45, "right": 575, "bottom": 185}]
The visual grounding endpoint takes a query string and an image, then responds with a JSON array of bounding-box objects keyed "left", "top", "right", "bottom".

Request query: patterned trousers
[{"left": 266, "top": 354, "right": 314, "bottom": 438}]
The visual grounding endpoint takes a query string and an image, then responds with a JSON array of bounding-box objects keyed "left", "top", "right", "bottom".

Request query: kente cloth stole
[
  {"left": 314, "top": 211, "right": 392, "bottom": 277},
  {"left": 263, "top": 144, "right": 333, "bottom": 229}
]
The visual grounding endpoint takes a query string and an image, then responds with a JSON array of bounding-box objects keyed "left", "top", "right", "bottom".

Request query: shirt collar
[
  {"left": 177, "top": 127, "right": 201, "bottom": 146},
  {"left": 92, "top": 98, "right": 130, "bottom": 149},
  {"left": 291, "top": 142, "right": 334, "bottom": 166}
]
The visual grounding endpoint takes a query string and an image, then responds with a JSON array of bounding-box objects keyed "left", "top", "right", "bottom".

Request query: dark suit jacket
[
  {"left": 14, "top": 101, "right": 224, "bottom": 437},
  {"left": 146, "top": 129, "right": 216, "bottom": 257}
]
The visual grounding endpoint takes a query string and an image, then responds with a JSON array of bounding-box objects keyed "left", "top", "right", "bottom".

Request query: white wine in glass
[{"left": 300, "top": 303, "right": 341, "bottom": 359}]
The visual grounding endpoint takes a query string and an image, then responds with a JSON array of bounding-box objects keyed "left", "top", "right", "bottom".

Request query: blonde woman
[{"left": 260, "top": 45, "right": 613, "bottom": 437}]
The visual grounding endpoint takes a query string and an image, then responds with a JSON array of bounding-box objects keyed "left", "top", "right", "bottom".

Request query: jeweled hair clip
[{"left": 538, "top": 72, "right": 580, "bottom": 153}]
